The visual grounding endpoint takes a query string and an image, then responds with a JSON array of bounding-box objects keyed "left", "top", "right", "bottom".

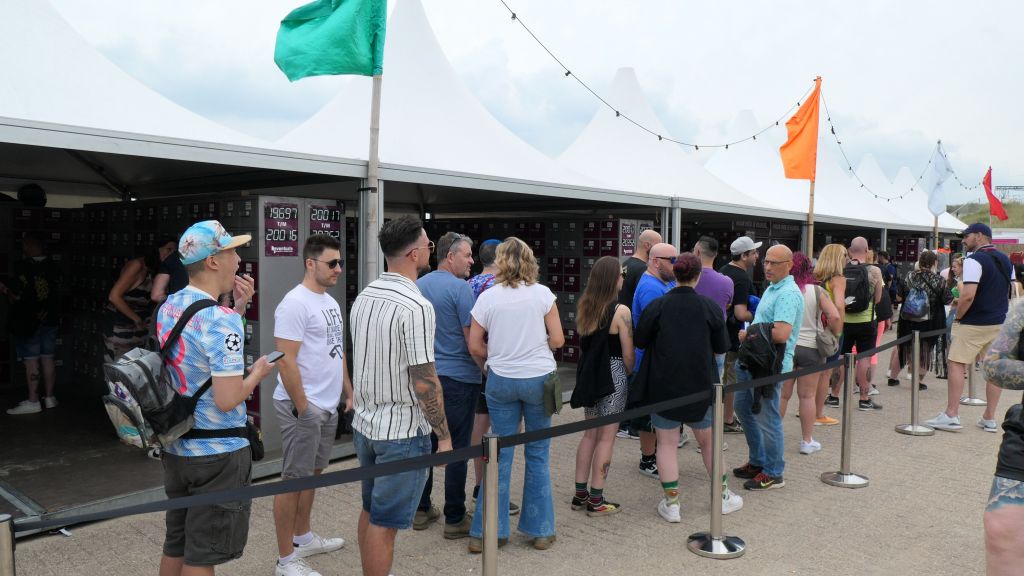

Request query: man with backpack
[
  {"left": 842, "top": 237, "right": 884, "bottom": 411},
  {"left": 927, "top": 223, "right": 1015, "bottom": 432},
  {"left": 157, "top": 220, "right": 276, "bottom": 576}
]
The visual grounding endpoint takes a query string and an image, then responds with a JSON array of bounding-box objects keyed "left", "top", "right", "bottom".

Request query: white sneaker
[
  {"left": 799, "top": 440, "right": 822, "bottom": 455},
  {"left": 868, "top": 386, "right": 880, "bottom": 396},
  {"left": 978, "top": 418, "right": 999, "bottom": 433},
  {"left": 6, "top": 400, "right": 41, "bottom": 415},
  {"left": 721, "top": 489, "right": 744, "bottom": 515},
  {"left": 44, "top": 396, "right": 58, "bottom": 409},
  {"left": 275, "top": 557, "right": 321, "bottom": 576},
  {"left": 294, "top": 532, "right": 344, "bottom": 558},
  {"left": 657, "top": 498, "right": 681, "bottom": 523},
  {"left": 924, "top": 412, "right": 963, "bottom": 431},
  {"left": 695, "top": 442, "right": 728, "bottom": 454},
  {"left": 678, "top": 428, "right": 691, "bottom": 448}
]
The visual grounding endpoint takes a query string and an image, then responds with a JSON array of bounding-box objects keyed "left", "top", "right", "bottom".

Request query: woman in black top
[
  {"left": 571, "top": 257, "right": 635, "bottom": 516},
  {"left": 631, "top": 253, "right": 742, "bottom": 522},
  {"left": 892, "top": 251, "right": 952, "bottom": 389}
]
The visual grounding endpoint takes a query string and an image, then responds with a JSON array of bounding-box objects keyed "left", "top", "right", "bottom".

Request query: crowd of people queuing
[{"left": 9, "top": 212, "right": 1023, "bottom": 575}]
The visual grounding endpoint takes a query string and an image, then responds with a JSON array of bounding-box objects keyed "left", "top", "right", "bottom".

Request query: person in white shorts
[{"left": 271, "top": 234, "right": 353, "bottom": 576}]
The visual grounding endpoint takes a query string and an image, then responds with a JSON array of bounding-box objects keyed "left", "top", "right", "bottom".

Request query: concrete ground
[{"left": 15, "top": 336, "right": 1002, "bottom": 575}]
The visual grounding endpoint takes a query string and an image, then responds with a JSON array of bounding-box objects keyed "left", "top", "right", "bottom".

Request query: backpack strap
[{"left": 159, "top": 299, "right": 218, "bottom": 360}]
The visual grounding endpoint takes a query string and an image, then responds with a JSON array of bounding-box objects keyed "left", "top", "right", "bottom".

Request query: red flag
[
  {"left": 779, "top": 77, "right": 822, "bottom": 180},
  {"left": 984, "top": 167, "right": 1008, "bottom": 221}
]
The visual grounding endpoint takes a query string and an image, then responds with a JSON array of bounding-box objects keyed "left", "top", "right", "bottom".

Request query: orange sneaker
[{"left": 815, "top": 416, "right": 839, "bottom": 426}]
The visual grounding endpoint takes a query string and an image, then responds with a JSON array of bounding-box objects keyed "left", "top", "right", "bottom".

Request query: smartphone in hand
[{"left": 266, "top": 351, "right": 285, "bottom": 364}]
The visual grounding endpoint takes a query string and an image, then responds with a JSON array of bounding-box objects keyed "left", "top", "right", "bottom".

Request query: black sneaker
[
  {"left": 732, "top": 463, "right": 763, "bottom": 479},
  {"left": 743, "top": 472, "right": 785, "bottom": 491},
  {"left": 825, "top": 395, "right": 840, "bottom": 407},
  {"left": 639, "top": 459, "right": 659, "bottom": 479},
  {"left": 918, "top": 383, "right": 928, "bottom": 391},
  {"left": 887, "top": 378, "right": 900, "bottom": 386},
  {"left": 571, "top": 494, "right": 589, "bottom": 511},
  {"left": 723, "top": 420, "right": 745, "bottom": 434},
  {"left": 858, "top": 399, "right": 883, "bottom": 411}
]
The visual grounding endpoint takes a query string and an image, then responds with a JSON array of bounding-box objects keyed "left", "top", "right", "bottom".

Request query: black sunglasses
[
  {"left": 654, "top": 256, "right": 677, "bottom": 264},
  {"left": 310, "top": 258, "right": 344, "bottom": 269}
]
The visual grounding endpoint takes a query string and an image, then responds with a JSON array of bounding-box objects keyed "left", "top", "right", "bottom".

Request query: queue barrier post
[
  {"left": 820, "top": 353, "right": 870, "bottom": 488},
  {"left": 0, "top": 513, "right": 14, "bottom": 576},
  {"left": 481, "top": 434, "right": 499, "bottom": 576},
  {"left": 687, "top": 382, "right": 745, "bottom": 559},
  {"left": 896, "top": 330, "right": 935, "bottom": 436},
  {"left": 960, "top": 355, "right": 987, "bottom": 406}
]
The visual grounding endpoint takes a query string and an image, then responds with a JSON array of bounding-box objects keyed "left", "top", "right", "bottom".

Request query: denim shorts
[
  {"left": 651, "top": 405, "right": 714, "bottom": 431},
  {"left": 14, "top": 325, "right": 58, "bottom": 361},
  {"left": 354, "top": 431, "right": 431, "bottom": 529}
]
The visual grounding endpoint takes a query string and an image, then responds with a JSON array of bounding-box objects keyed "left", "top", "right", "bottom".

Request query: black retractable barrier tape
[
  {"left": 854, "top": 334, "right": 912, "bottom": 360},
  {"left": 722, "top": 357, "right": 845, "bottom": 395}
]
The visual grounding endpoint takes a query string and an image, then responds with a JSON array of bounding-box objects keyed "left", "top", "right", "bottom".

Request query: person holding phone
[{"left": 271, "top": 234, "right": 353, "bottom": 576}]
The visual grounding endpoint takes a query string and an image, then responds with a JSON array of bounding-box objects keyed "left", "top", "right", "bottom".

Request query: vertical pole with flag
[
  {"left": 924, "top": 141, "right": 954, "bottom": 249},
  {"left": 275, "top": 0, "right": 388, "bottom": 288},
  {"left": 780, "top": 77, "right": 822, "bottom": 257},
  {"left": 984, "top": 167, "right": 1008, "bottom": 223}
]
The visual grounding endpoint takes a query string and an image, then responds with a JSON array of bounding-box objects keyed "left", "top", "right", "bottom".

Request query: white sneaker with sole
[
  {"left": 44, "top": 396, "right": 58, "bottom": 409},
  {"left": 276, "top": 557, "right": 321, "bottom": 576},
  {"left": 977, "top": 418, "right": 999, "bottom": 433},
  {"left": 677, "top": 428, "right": 691, "bottom": 448},
  {"left": 799, "top": 439, "right": 822, "bottom": 455},
  {"left": 924, "top": 412, "right": 963, "bottom": 431},
  {"left": 695, "top": 442, "right": 728, "bottom": 454},
  {"left": 721, "top": 489, "right": 744, "bottom": 515},
  {"left": 294, "top": 532, "right": 344, "bottom": 559},
  {"left": 868, "top": 386, "right": 880, "bottom": 396},
  {"left": 657, "top": 498, "right": 681, "bottom": 523},
  {"left": 6, "top": 400, "right": 41, "bottom": 415}
]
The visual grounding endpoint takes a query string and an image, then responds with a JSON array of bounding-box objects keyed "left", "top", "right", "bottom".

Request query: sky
[{"left": 48, "top": 0, "right": 1023, "bottom": 205}]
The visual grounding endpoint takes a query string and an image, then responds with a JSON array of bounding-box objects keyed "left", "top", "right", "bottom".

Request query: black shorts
[
  {"left": 474, "top": 375, "right": 488, "bottom": 415},
  {"left": 162, "top": 447, "right": 252, "bottom": 566},
  {"left": 841, "top": 321, "right": 877, "bottom": 356}
]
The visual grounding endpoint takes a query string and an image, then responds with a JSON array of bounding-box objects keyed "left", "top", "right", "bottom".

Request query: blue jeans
[
  {"left": 419, "top": 376, "right": 480, "bottom": 524},
  {"left": 353, "top": 432, "right": 431, "bottom": 529},
  {"left": 470, "top": 370, "right": 555, "bottom": 539},
  {"left": 733, "top": 363, "right": 786, "bottom": 477}
]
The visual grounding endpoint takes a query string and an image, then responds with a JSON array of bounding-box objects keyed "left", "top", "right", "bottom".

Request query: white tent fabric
[
  {"left": 557, "top": 68, "right": 800, "bottom": 217},
  {"left": 891, "top": 167, "right": 966, "bottom": 231},
  {"left": 277, "top": 0, "right": 632, "bottom": 198},
  {"left": 0, "top": 0, "right": 263, "bottom": 147}
]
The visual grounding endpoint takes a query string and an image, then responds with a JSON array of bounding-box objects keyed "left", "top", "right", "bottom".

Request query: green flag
[{"left": 274, "top": 0, "right": 387, "bottom": 81}]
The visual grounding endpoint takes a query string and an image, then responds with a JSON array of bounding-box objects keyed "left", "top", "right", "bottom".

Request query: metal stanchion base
[
  {"left": 820, "top": 471, "right": 870, "bottom": 488},
  {"left": 895, "top": 423, "right": 935, "bottom": 436},
  {"left": 687, "top": 532, "right": 746, "bottom": 559},
  {"left": 960, "top": 397, "right": 987, "bottom": 406}
]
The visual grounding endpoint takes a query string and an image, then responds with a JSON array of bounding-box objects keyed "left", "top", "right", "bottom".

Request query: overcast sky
[{"left": 49, "top": 0, "right": 1022, "bottom": 204}]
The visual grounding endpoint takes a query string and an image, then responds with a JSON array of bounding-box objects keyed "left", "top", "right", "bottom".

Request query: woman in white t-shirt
[
  {"left": 779, "top": 252, "right": 841, "bottom": 455},
  {"left": 466, "top": 237, "right": 564, "bottom": 552}
]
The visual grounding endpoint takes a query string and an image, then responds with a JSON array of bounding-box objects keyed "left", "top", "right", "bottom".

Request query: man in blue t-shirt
[
  {"left": 631, "top": 242, "right": 679, "bottom": 479},
  {"left": 414, "top": 231, "right": 485, "bottom": 538},
  {"left": 732, "top": 244, "right": 803, "bottom": 492},
  {"left": 156, "top": 220, "right": 276, "bottom": 574}
]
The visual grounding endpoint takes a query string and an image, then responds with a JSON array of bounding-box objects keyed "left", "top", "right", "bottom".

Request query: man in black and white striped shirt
[{"left": 350, "top": 215, "right": 451, "bottom": 576}]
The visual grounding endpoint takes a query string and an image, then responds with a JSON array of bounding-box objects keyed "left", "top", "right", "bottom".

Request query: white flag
[{"left": 924, "top": 141, "right": 954, "bottom": 216}]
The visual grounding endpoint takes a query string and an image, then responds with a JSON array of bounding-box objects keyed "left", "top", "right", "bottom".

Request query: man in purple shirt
[{"left": 694, "top": 236, "right": 733, "bottom": 379}]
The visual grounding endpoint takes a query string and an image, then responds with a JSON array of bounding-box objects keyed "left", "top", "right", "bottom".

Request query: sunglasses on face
[
  {"left": 310, "top": 258, "right": 344, "bottom": 269},
  {"left": 654, "top": 256, "right": 677, "bottom": 264}
]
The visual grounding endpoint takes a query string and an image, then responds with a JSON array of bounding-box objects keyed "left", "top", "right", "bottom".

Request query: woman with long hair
[
  {"left": 892, "top": 250, "right": 951, "bottom": 388},
  {"left": 571, "top": 256, "right": 635, "bottom": 516},
  {"left": 815, "top": 244, "right": 847, "bottom": 421},
  {"left": 103, "top": 236, "right": 176, "bottom": 361},
  {"left": 467, "top": 237, "right": 564, "bottom": 552},
  {"left": 780, "top": 252, "right": 842, "bottom": 454}
]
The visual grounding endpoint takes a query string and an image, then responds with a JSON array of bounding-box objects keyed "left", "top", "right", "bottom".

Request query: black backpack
[{"left": 843, "top": 263, "right": 872, "bottom": 314}]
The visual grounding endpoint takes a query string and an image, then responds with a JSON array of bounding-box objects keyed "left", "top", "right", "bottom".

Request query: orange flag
[{"left": 779, "top": 77, "right": 822, "bottom": 181}]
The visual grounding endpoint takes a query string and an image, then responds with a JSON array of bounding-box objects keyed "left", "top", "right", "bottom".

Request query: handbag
[
  {"left": 245, "top": 415, "right": 265, "bottom": 461},
  {"left": 814, "top": 286, "right": 840, "bottom": 358},
  {"left": 543, "top": 371, "right": 563, "bottom": 416}
]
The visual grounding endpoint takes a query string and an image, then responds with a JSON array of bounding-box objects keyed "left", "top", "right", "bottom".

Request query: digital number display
[
  {"left": 264, "top": 202, "right": 300, "bottom": 257},
  {"left": 309, "top": 203, "right": 343, "bottom": 243}
]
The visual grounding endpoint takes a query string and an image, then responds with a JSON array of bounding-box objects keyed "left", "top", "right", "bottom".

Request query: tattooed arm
[
  {"left": 409, "top": 362, "right": 452, "bottom": 453},
  {"left": 982, "top": 301, "right": 1024, "bottom": 390}
]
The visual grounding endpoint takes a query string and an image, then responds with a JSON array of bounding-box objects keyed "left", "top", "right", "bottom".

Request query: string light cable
[
  {"left": 821, "top": 91, "right": 983, "bottom": 202},
  {"left": 497, "top": 0, "right": 813, "bottom": 151}
]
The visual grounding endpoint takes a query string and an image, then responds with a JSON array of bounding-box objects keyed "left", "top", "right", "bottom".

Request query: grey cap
[{"left": 730, "top": 236, "right": 763, "bottom": 255}]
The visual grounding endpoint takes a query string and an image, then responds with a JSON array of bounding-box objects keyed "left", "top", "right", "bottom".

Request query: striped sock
[
  {"left": 661, "top": 480, "right": 679, "bottom": 506},
  {"left": 588, "top": 487, "right": 604, "bottom": 505},
  {"left": 575, "top": 482, "right": 589, "bottom": 500}
]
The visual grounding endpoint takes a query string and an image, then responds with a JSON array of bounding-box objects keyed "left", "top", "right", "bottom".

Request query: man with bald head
[
  {"left": 617, "top": 229, "right": 663, "bottom": 439},
  {"left": 630, "top": 242, "right": 679, "bottom": 478},
  {"left": 732, "top": 243, "right": 804, "bottom": 491},
  {"left": 843, "top": 237, "right": 884, "bottom": 411}
]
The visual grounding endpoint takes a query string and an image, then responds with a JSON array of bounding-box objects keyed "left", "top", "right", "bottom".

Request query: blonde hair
[
  {"left": 815, "top": 243, "right": 847, "bottom": 282},
  {"left": 494, "top": 237, "right": 538, "bottom": 288}
]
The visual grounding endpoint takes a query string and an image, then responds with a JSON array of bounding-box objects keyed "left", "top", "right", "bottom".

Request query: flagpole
[
  {"left": 807, "top": 180, "right": 816, "bottom": 256},
  {"left": 362, "top": 74, "right": 383, "bottom": 288},
  {"left": 933, "top": 215, "right": 939, "bottom": 250}
]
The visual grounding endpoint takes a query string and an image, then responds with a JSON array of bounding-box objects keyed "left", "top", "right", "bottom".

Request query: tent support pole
[
  {"left": 671, "top": 206, "right": 682, "bottom": 249},
  {"left": 933, "top": 216, "right": 939, "bottom": 250},
  {"left": 360, "top": 74, "right": 384, "bottom": 289},
  {"left": 806, "top": 180, "right": 816, "bottom": 256}
]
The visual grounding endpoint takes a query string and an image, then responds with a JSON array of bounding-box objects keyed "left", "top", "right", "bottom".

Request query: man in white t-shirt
[{"left": 271, "top": 234, "right": 353, "bottom": 576}]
